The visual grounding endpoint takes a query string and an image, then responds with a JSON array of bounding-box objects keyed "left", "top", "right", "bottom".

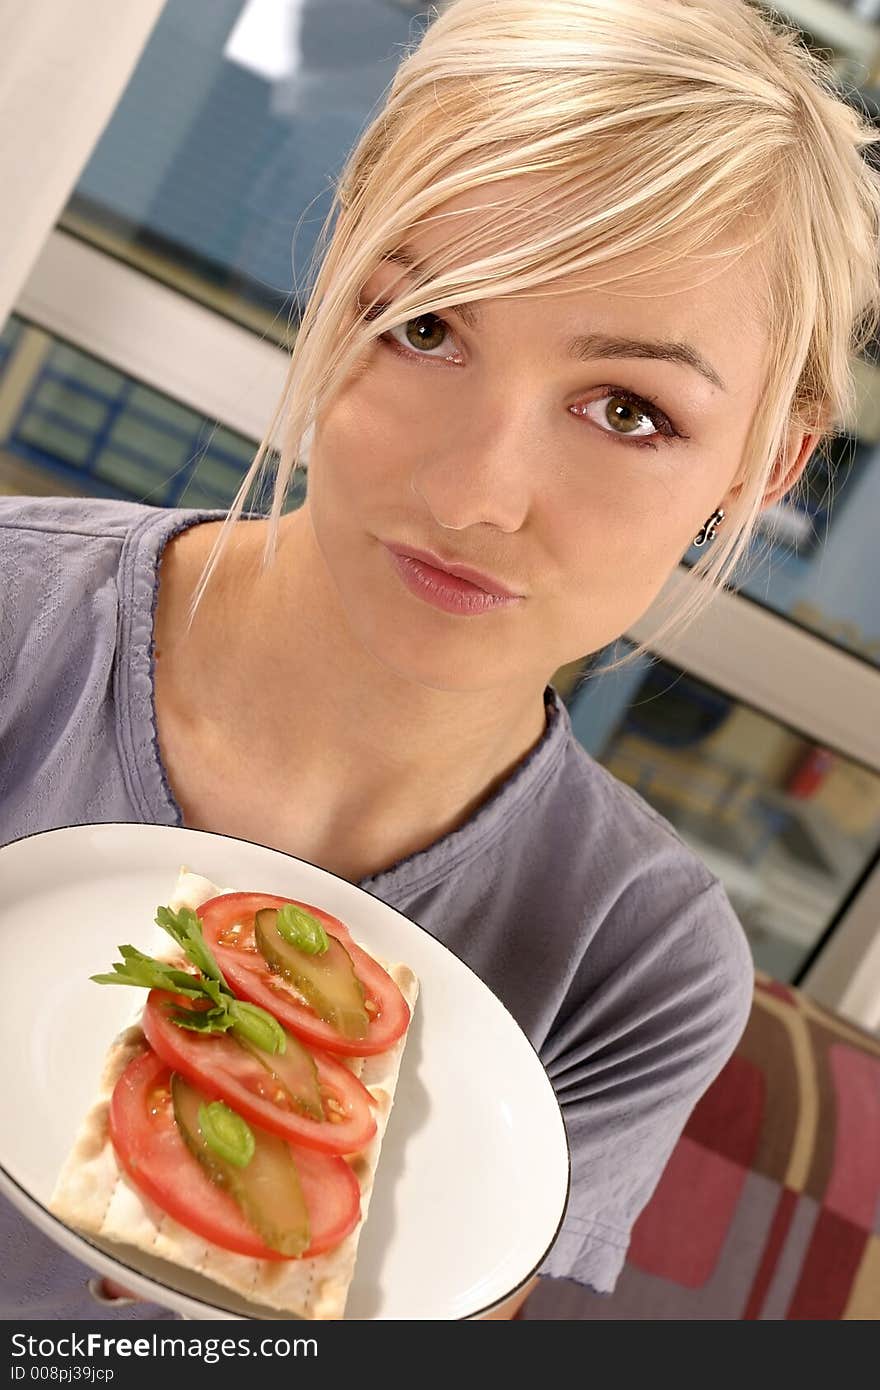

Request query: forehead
[{"left": 397, "top": 175, "right": 769, "bottom": 392}]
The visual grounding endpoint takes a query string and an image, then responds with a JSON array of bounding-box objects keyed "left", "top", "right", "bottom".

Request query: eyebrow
[{"left": 384, "top": 249, "right": 727, "bottom": 392}]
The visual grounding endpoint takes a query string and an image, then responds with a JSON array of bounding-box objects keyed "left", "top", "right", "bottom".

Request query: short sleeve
[
  {"left": 0, "top": 501, "right": 123, "bottom": 839},
  {"left": 537, "top": 874, "right": 754, "bottom": 1293}
]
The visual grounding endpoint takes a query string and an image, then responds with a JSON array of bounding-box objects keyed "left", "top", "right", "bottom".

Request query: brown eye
[
  {"left": 403, "top": 314, "right": 447, "bottom": 352},
  {"left": 574, "top": 391, "right": 665, "bottom": 441},
  {"left": 605, "top": 395, "right": 652, "bottom": 434}
]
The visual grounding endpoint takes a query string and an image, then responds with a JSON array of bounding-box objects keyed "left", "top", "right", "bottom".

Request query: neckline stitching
[
  {"left": 115, "top": 507, "right": 223, "bottom": 824},
  {"left": 115, "top": 508, "right": 574, "bottom": 892},
  {"left": 358, "top": 691, "right": 571, "bottom": 895}
]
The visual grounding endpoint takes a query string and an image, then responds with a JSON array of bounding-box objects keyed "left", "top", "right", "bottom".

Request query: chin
[
  {"left": 345, "top": 599, "right": 516, "bottom": 692},
  {"left": 319, "top": 539, "right": 519, "bottom": 688},
  {"left": 371, "top": 629, "right": 515, "bottom": 693}
]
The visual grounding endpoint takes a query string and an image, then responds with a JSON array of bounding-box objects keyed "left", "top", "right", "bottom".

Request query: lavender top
[{"left": 0, "top": 495, "right": 753, "bottom": 1319}]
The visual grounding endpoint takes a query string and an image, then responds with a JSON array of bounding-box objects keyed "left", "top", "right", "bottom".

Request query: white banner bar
[
  {"left": 626, "top": 568, "right": 880, "bottom": 773},
  {"left": 16, "top": 230, "right": 289, "bottom": 447}
]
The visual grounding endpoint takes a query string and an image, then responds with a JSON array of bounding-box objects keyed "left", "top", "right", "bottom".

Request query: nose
[{"left": 409, "top": 416, "right": 535, "bottom": 533}]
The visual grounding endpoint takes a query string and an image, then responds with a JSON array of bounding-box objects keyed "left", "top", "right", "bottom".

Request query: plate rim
[{"left": 0, "top": 820, "right": 572, "bottom": 1320}]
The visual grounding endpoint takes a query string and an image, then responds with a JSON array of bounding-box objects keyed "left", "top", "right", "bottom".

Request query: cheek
[
  {"left": 310, "top": 415, "right": 374, "bottom": 525},
  {"left": 311, "top": 375, "right": 409, "bottom": 505},
  {"left": 549, "top": 468, "right": 693, "bottom": 573},
  {"left": 540, "top": 488, "right": 700, "bottom": 651}
]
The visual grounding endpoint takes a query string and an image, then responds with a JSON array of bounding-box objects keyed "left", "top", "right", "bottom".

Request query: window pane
[
  {"left": 566, "top": 643, "right": 880, "bottom": 983},
  {"left": 61, "top": 0, "right": 428, "bottom": 338},
  {"left": 0, "top": 316, "right": 306, "bottom": 511}
]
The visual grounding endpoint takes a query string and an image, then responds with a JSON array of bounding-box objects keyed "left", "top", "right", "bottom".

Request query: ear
[
  {"left": 759, "top": 427, "right": 823, "bottom": 511},
  {"left": 727, "top": 426, "right": 823, "bottom": 514}
]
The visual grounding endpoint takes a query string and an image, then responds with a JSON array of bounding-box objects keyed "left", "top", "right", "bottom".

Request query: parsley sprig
[{"left": 91, "top": 904, "right": 286, "bottom": 1055}]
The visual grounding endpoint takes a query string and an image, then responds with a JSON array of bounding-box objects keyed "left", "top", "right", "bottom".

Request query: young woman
[{"left": 2, "top": 0, "right": 879, "bottom": 1321}]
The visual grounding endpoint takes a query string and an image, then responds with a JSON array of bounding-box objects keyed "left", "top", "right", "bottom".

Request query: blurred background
[{"left": 3, "top": 0, "right": 880, "bottom": 1028}]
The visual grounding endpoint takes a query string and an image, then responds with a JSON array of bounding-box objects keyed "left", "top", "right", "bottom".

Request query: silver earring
[{"left": 693, "top": 507, "right": 725, "bottom": 547}]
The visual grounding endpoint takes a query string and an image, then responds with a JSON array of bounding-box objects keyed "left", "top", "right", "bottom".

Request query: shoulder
[
  {"left": 0, "top": 493, "right": 219, "bottom": 717},
  {"left": 0, "top": 493, "right": 163, "bottom": 542},
  {"left": 535, "top": 719, "right": 755, "bottom": 1288},
  {"left": 0, "top": 496, "right": 169, "bottom": 659},
  {"left": 556, "top": 714, "right": 720, "bottom": 884},
  {"left": 0, "top": 494, "right": 221, "bottom": 604},
  {"left": 461, "top": 692, "right": 753, "bottom": 1068},
  {"left": 0, "top": 495, "right": 149, "bottom": 641},
  {"left": 0, "top": 495, "right": 179, "bottom": 613},
  {"left": 547, "top": 712, "right": 754, "bottom": 1058}
]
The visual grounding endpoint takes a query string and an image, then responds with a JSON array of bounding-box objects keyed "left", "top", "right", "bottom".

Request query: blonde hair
[{"left": 195, "top": 0, "right": 880, "bottom": 674}]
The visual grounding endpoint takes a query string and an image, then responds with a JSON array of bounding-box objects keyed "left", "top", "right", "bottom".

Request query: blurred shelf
[
  {"left": 671, "top": 812, "right": 843, "bottom": 953},
  {"left": 608, "top": 737, "right": 874, "bottom": 961}
]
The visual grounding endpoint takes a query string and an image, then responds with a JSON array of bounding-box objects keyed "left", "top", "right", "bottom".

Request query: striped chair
[{"left": 523, "top": 971, "right": 880, "bottom": 1320}]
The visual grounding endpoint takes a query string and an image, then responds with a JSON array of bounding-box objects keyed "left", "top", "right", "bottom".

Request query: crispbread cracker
[{"left": 49, "top": 871, "right": 419, "bottom": 1319}]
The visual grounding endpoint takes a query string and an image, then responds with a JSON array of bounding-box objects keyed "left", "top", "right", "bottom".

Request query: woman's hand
[{"left": 89, "top": 1276, "right": 140, "bottom": 1305}]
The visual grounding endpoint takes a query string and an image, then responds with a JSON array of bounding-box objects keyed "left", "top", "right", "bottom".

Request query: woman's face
[{"left": 306, "top": 180, "right": 788, "bottom": 694}]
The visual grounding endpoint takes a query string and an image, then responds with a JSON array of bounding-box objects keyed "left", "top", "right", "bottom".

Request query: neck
[{"left": 155, "top": 505, "right": 552, "bottom": 879}]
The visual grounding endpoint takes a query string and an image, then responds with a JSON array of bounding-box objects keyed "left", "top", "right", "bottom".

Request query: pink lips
[{"left": 381, "top": 543, "right": 524, "bottom": 616}]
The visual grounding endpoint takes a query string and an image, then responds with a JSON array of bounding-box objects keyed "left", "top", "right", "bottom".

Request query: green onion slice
[
  {"left": 276, "top": 903, "right": 329, "bottom": 956},
  {"left": 197, "top": 1100, "right": 255, "bottom": 1168}
]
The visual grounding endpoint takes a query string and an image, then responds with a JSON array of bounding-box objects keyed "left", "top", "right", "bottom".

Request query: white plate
[{"left": 0, "top": 823, "right": 569, "bottom": 1320}]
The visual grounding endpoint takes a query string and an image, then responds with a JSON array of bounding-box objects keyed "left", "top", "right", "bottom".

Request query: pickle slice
[
  {"left": 237, "top": 1031, "right": 324, "bottom": 1123},
  {"left": 254, "top": 908, "right": 370, "bottom": 1041},
  {"left": 171, "top": 1072, "right": 310, "bottom": 1256}
]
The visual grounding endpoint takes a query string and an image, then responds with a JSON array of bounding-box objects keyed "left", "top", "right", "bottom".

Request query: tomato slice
[
  {"left": 142, "top": 990, "right": 377, "bottom": 1155},
  {"left": 199, "top": 893, "right": 411, "bottom": 1057},
  {"left": 109, "top": 1048, "right": 361, "bottom": 1260}
]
